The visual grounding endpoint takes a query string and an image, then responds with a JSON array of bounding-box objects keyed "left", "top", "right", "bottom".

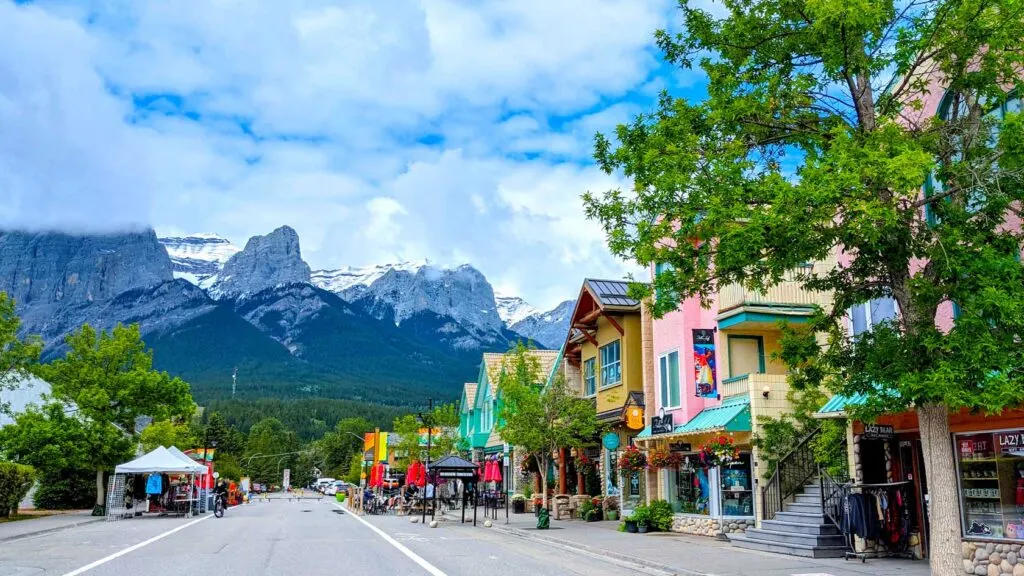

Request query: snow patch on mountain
[
  {"left": 159, "top": 234, "right": 240, "bottom": 287},
  {"left": 495, "top": 294, "right": 539, "bottom": 326},
  {"left": 311, "top": 260, "right": 428, "bottom": 293}
]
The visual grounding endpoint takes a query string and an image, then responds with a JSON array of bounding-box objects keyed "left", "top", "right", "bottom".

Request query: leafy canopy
[
  {"left": 584, "top": 0, "right": 1024, "bottom": 417},
  {"left": 496, "top": 343, "right": 601, "bottom": 462},
  {"left": 392, "top": 402, "right": 461, "bottom": 469},
  {"left": 38, "top": 323, "right": 195, "bottom": 431},
  {"left": 0, "top": 292, "right": 42, "bottom": 411}
]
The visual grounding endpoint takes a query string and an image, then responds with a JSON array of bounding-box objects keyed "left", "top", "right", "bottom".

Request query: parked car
[{"left": 314, "top": 478, "right": 336, "bottom": 493}]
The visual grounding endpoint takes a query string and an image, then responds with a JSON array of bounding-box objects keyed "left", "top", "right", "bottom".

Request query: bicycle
[{"left": 214, "top": 495, "right": 226, "bottom": 518}]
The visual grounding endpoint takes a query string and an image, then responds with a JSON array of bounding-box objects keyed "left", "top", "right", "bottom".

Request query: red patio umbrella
[{"left": 491, "top": 457, "right": 503, "bottom": 484}]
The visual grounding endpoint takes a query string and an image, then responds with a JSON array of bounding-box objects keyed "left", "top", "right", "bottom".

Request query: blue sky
[{"left": 0, "top": 0, "right": 713, "bottom": 309}]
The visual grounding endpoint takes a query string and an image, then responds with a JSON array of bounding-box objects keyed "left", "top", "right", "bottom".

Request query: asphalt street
[{"left": 0, "top": 498, "right": 653, "bottom": 576}]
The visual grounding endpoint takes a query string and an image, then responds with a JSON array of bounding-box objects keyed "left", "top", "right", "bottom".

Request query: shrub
[
  {"left": 648, "top": 499, "right": 674, "bottom": 531},
  {"left": 628, "top": 504, "right": 651, "bottom": 526},
  {"left": 0, "top": 462, "right": 35, "bottom": 517},
  {"left": 34, "top": 472, "right": 96, "bottom": 510}
]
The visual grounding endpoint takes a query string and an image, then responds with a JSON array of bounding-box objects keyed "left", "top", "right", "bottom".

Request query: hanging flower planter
[
  {"left": 699, "top": 436, "right": 739, "bottom": 468},
  {"left": 617, "top": 446, "right": 648, "bottom": 474},
  {"left": 648, "top": 449, "right": 684, "bottom": 470},
  {"left": 576, "top": 452, "right": 596, "bottom": 475}
]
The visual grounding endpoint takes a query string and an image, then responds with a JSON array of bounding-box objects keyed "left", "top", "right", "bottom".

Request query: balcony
[
  {"left": 721, "top": 373, "right": 789, "bottom": 400},
  {"left": 717, "top": 261, "right": 833, "bottom": 329}
]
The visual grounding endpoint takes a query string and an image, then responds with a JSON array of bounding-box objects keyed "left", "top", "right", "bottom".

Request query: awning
[
  {"left": 814, "top": 392, "right": 868, "bottom": 418},
  {"left": 115, "top": 446, "right": 207, "bottom": 474},
  {"left": 674, "top": 395, "right": 751, "bottom": 435},
  {"left": 635, "top": 425, "right": 652, "bottom": 439}
]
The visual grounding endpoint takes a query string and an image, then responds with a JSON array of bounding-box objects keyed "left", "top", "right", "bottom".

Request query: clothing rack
[{"left": 841, "top": 481, "right": 916, "bottom": 563}]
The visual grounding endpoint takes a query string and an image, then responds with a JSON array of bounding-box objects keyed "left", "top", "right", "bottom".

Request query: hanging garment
[
  {"left": 146, "top": 474, "right": 163, "bottom": 495},
  {"left": 842, "top": 493, "right": 880, "bottom": 540}
]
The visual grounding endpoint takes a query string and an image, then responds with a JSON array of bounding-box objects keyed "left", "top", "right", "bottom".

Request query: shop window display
[
  {"left": 667, "top": 457, "right": 710, "bottom": 514},
  {"left": 720, "top": 452, "right": 754, "bottom": 516},
  {"left": 955, "top": 430, "right": 1024, "bottom": 540}
]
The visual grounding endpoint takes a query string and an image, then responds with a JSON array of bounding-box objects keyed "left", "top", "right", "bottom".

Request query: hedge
[{"left": 0, "top": 461, "right": 35, "bottom": 517}]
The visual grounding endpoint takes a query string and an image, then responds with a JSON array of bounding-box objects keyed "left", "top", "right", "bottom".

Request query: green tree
[
  {"left": 0, "top": 403, "right": 132, "bottom": 510},
  {"left": 37, "top": 323, "right": 195, "bottom": 508},
  {"left": 391, "top": 403, "right": 461, "bottom": 470},
  {"left": 495, "top": 343, "right": 601, "bottom": 508},
  {"left": 139, "top": 420, "right": 196, "bottom": 453},
  {"left": 244, "top": 417, "right": 300, "bottom": 486},
  {"left": 316, "top": 417, "right": 373, "bottom": 478},
  {"left": 583, "top": 2, "right": 1024, "bottom": 571},
  {"left": 0, "top": 292, "right": 42, "bottom": 412},
  {"left": 204, "top": 412, "right": 245, "bottom": 456}
]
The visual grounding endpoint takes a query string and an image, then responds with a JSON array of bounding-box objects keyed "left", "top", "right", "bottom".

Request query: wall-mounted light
[{"left": 762, "top": 382, "right": 771, "bottom": 398}]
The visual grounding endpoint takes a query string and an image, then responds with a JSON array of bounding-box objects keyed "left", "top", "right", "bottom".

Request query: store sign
[
  {"left": 692, "top": 329, "right": 718, "bottom": 398},
  {"left": 996, "top": 430, "right": 1024, "bottom": 454},
  {"left": 862, "top": 424, "right": 894, "bottom": 440},
  {"left": 602, "top": 432, "right": 620, "bottom": 451},
  {"left": 669, "top": 443, "right": 692, "bottom": 452},
  {"left": 652, "top": 415, "right": 674, "bottom": 435},
  {"left": 626, "top": 407, "right": 645, "bottom": 430},
  {"left": 438, "top": 470, "right": 477, "bottom": 479}
]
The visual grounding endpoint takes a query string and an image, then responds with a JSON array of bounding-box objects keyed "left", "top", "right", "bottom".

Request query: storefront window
[
  {"left": 955, "top": 430, "right": 1024, "bottom": 540},
  {"left": 720, "top": 452, "right": 755, "bottom": 517},
  {"left": 666, "top": 457, "right": 710, "bottom": 515}
]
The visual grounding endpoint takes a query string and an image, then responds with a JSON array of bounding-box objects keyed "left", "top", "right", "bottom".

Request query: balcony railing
[
  {"left": 717, "top": 260, "right": 834, "bottom": 313},
  {"left": 720, "top": 373, "right": 789, "bottom": 399}
]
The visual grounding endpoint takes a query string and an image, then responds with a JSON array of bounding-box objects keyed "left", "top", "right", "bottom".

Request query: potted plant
[
  {"left": 623, "top": 518, "right": 639, "bottom": 533},
  {"left": 512, "top": 494, "right": 526, "bottom": 514},
  {"left": 604, "top": 495, "right": 620, "bottom": 521},
  {"left": 630, "top": 505, "right": 652, "bottom": 533},
  {"left": 578, "top": 499, "right": 598, "bottom": 522}
]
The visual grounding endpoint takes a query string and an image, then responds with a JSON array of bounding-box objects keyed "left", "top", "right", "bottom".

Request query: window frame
[
  {"left": 583, "top": 357, "right": 597, "bottom": 397},
  {"left": 599, "top": 340, "right": 622, "bottom": 389},
  {"left": 726, "top": 335, "right": 764, "bottom": 378},
  {"left": 658, "top": 350, "right": 682, "bottom": 410}
]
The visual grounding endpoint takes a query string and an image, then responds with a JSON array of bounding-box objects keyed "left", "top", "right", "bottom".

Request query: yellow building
[{"left": 563, "top": 279, "right": 646, "bottom": 508}]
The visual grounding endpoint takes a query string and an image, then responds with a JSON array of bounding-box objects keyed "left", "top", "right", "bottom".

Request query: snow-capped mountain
[
  {"left": 495, "top": 294, "right": 539, "bottom": 326},
  {"left": 159, "top": 233, "right": 240, "bottom": 288},
  {"left": 311, "top": 261, "right": 428, "bottom": 294},
  {"left": 509, "top": 299, "right": 576, "bottom": 350}
]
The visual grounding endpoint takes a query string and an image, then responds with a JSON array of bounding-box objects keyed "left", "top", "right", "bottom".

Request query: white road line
[
  {"left": 332, "top": 503, "right": 449, "bottom": 576},
  {"left": 61, "top": 514, "right": 212, "bottom": 576}
]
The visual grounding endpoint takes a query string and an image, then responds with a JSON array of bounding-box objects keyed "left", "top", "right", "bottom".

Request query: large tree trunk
[
  {"left": 95, "top": 469, "right": 106, "bottom": 508},
  {"left": 917, "top": 403, "right": 961, "bottom": 576}
]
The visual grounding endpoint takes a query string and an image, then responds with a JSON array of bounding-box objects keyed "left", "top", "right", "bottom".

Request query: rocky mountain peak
[
  {"left": 158, "top": 233, "right": 240, "bottom": 288},
  {"left": 210, "top": 226, "right": 311, "bottom": 299}
]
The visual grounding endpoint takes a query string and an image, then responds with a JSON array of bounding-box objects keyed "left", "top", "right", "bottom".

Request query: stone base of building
[
  {"left": 962, "top": 540, "right": 1024, "bottom": 576},
  {"left": 670, "top": 513, "right": 753, "bottom": 537}
]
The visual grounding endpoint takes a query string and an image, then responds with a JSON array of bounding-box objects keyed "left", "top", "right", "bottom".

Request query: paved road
[{"left": 0, "top": 499, "right": 654, "bottom": 576}]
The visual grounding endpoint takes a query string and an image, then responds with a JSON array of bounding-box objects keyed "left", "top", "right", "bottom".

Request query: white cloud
[{"left": 2, "top": 0, "right": 674, "bottom": 309}]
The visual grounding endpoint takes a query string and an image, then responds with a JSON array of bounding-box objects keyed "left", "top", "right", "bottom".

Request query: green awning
[
  {"left": 814, "top": 392, "right": 868, "bottom": 418},
  {"left": 471, "top": 432, "right": 490, "bottom": 449},
  {"left": 673, "top": 395, "right": 751, "bottom": 434},
  {"left": 635, "top": 425, "right": 652, "bottom": 439}
]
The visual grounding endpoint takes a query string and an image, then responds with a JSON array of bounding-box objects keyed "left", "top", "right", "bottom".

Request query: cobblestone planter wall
[
  {"left": 963, "top": 540, "right": 1024, "bottom": 575},
  {"left": 670, "top": 514, "right": 753, "bottom": 537}
]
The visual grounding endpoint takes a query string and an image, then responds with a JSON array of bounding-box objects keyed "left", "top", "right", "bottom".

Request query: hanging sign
[
  {"left": 692, "top": 329, "right": 718, "bottom": 398},
  {"left": 669, "top": 442, "right": 692, "bottom": 452},
  {"left": 602, "top": 432, "right": 621, "bottom": 451},
  {"left": 651, "top": 414, "right": 674, "bottom": 435},
  {"left": 438, "top": 470, "right": 477, "bottom": 479},
  {"left": 626, "top": 407, "right": 645, "bottom": 430}
]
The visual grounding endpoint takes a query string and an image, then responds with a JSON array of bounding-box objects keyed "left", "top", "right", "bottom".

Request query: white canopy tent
[
  {"left": 115, "top": 446, "right": 205, "bottom": 474},
  {"left": 107, "top": 447, "right": 206, "bottom": 520}
]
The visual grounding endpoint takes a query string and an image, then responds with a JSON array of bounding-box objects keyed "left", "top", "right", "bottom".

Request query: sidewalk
[
  {"left": 0, "top": 510, "right": 101, "bottom": 542},
  {"left": 483, "top": 513, "right": 931, "bottom": 576}
]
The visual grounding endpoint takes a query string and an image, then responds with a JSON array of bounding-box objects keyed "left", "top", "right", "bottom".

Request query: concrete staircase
[{"left": 730, "top": 479, "right": 848, "bottom": 558}]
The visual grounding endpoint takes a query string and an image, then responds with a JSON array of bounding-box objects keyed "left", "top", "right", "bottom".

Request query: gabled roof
[
  {"left": 428, "top": 454, "right": 478, "bottom": 471},
  {"left": 584, "top": 278, "right": 641, "bottom": 308},
  {"left": 461, "top": 383, "right": 478, "bottom": 412}
]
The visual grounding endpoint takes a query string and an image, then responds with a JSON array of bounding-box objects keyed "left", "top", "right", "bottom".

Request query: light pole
[{"left": 417, "top": 398, "right": 434, "bottom": 525}]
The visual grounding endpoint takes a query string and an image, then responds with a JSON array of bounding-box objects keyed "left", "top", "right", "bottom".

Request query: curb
[
  {"left": 492, "top": 523, "right": 715, "bottom": 576},
  {"left": 0, "top": 516, "right": 103, "bottom": 543}
]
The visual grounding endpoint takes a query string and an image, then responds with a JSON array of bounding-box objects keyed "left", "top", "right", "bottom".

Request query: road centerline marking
[
  {"left": 60, "top": 514, "right": 212, "bottom": 576},
  {"left": 332, "top": 503, "right": 449, "bottom": 576}
]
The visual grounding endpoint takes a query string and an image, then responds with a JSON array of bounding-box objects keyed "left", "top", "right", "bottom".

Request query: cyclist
[{"left": 214, "top": 480, "right": 229, "bottom": 516}]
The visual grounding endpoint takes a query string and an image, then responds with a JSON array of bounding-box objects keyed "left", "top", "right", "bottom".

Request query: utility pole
[{"left": 232, "top": 367, "right": 237, "bottom": 397}]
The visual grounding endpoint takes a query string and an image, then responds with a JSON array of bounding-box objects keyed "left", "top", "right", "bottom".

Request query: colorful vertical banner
[
  {"left": 692, "top": 329, "right": 717, "bottom": 398},
  {"left": 377, "top": 432, "right": 389, "bottom": 463}
]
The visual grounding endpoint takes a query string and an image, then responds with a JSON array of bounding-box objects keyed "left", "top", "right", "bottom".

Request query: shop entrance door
[{"left": 898, "top": 438, "right": 930, "bottom": 558}]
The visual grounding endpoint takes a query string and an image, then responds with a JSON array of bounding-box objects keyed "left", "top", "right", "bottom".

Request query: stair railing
[
  {"left": 760, "top": 427, "right": 821, "bottom": 522},
  {"left": 819, "top": 468, "right": 850, "bottom": 530}
]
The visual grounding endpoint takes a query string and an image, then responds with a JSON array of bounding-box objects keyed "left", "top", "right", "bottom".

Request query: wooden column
[
  {"left": 577, "top": 468, "right": 586, "bottom": 495},
  {"left": 558, "top": 448, "right": 567, "bottom": 494}
]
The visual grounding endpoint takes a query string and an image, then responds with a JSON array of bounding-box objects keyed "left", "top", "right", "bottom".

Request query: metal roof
[
  {"left": 584, "top": 279, "right": 641, "bottom": 308},
  {"left": 814, "top": 392, "right": 868, "bottom": 418},
  {"left": 673, "top": 395, "right": 751, "bottom": 434}
]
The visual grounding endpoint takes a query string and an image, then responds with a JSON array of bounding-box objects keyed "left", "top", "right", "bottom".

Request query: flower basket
[
  {"left": 617, "top": 446, "right": 647, "bottom": 474},
  {"left": 576, "top": 452, "right": 596, "bottom": 476},
  {"left": 648, "top": 450, "right": 684, "bottom": 470},
  {"left": 699, "top": 436, "right": 739, "bottom": 468}
]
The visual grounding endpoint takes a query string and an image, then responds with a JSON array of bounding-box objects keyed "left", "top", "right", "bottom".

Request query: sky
[{"left": 0, "top": 0, "right": 712, "bottom": 310}]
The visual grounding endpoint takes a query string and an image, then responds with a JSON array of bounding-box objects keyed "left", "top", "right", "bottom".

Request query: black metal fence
[{"left": 760, "top": 427, "right": 822, "bottom": 522}]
